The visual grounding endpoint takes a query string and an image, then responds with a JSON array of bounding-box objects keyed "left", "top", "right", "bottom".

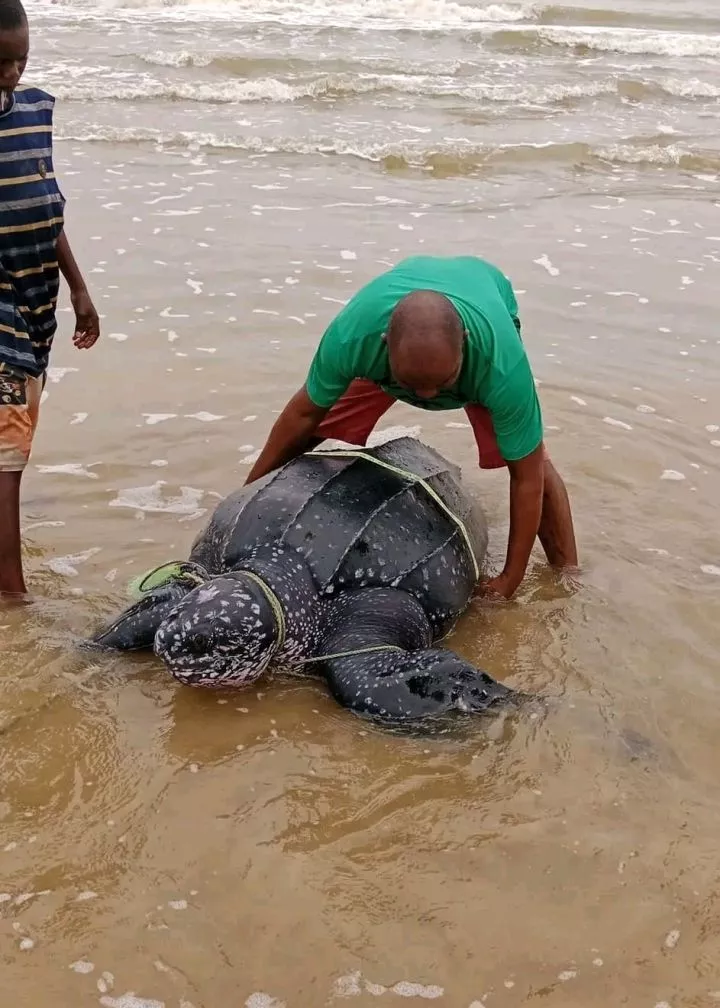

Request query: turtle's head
[
  {"left": 90, "top": 562, "right": 208, "bottom": 651},
  {"left": 153, "top": 571, "right": 283, "bottom": 688}
]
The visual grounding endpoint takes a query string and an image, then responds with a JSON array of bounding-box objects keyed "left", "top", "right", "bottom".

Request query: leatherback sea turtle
[{"left": 92, "top": 436, "right": 520, "bottom": 724}]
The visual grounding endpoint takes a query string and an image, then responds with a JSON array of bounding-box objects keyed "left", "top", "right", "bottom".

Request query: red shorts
[{"left": 316, "top": 379, "right": 506, "bottom": 470}]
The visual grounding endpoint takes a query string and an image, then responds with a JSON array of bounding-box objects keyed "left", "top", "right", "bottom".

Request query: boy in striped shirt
[{"left": 0, "top": 0, "right": 99, "bottom": 598}]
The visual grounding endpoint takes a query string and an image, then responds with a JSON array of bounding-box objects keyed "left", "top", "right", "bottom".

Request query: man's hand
[
  {"left": 479, "top": 443, "right": 545, "bottom": 602},
  {"left": 478, "top": 572, "right": 517, "bottom": 601},
  {"left": 71, "top": 288, "right": 100, "bottom": 349}
]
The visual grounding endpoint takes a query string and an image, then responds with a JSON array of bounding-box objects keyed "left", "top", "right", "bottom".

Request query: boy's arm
[{"left": 57, "top": 230, "right": 100, "bottom": 349}]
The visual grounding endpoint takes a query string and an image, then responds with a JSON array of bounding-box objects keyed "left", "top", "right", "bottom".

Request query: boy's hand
[{"left": 71, "top": 289, "right": 100, "bottom": 349}]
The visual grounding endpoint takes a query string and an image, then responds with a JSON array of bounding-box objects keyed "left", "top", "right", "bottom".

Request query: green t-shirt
[{"left": 305, "top": 255, "right": 543, "bottom": 462}]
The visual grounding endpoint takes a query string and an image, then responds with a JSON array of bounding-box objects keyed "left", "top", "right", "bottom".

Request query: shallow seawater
[{"left": 1, "top": 0, "right": 719, "bottom": 1003}]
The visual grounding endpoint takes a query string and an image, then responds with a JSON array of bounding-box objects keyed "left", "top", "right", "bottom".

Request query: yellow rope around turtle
[
  {"left": 311, "top": 448, "right": 481, "bottom": 580},
  {"left": 240, "top": 570, "right": 287, "bottom": 652},
  {"left": 234, "top": 448, "right": 474, "bottom": 666},
  {"left": 133, "top": 451, "right": 470, "bottom": 666},
  {"left": 238, "top": 568, "right": 405, "bottom": 665}
]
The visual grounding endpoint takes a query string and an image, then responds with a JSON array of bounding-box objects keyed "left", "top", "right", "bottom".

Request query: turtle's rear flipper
[
  {"left": 315, "top": 587, "right": 522, "bottom": 726},
  {"left": 86, "top": 562, "right": 208, "bottom": 652}
]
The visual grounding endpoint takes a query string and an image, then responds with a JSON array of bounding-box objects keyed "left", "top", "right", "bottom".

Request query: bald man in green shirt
[{"left": 246, "top": 255, "right": 578, "bottom": 599}]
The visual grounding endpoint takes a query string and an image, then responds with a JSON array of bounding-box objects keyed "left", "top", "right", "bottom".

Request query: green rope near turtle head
[{"left": 127, "top": 561, "right": 207, "bottom": 600}]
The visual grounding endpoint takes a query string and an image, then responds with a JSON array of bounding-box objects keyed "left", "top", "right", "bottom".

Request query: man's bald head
[{"left": 385, "top": 290, "right": 464, "bottom": 399}]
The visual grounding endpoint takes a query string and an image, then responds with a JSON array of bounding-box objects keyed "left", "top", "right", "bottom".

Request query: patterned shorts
[
  {"left": 0, "top": 371, "right": 44, "bottom": 473},
  {"left": 316, "top": 378, "right": 508, "bottom": 468}
]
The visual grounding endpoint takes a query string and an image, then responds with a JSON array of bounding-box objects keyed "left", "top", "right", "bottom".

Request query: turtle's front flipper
[
  {"left": 87, "top": 562, "right": 208, "bottom": 651},
  {"left": 316, "top": 588, "right": 521, "bottom": 726}
]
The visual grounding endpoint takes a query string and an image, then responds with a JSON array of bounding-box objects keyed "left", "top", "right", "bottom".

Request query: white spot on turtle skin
[
  {"left": 570, "top": 396, "right": 587, "bottom": 406},
  {"left": 19, "top": 938, "right": 35, "bottom": 950},
  {"left": 168, "top": 899, "right": 188, "bottom": 910},
  {"left": 664, "top": 930, "right": 681, "bottom": 949},
  {"left": 70, "top": 412, "right": 89, "bottom": 425},
  {"left": 603, "top": 417, "right": 633, "bottom": 431},
  {"left": 558, "top": 970, "right": 577, "bottom": 981},
  {"left": 76, "top": 890, "right": 98, "bottom": 901},
  {"left": 661, "top": 470, "right": 686, "bottom": 482},
  {"left": 636, "top": 404, "right": 656, "bottom": 413},
  {"left": 701, "top": 565, "right": 720, "bottom": 576},
  {"left": 107, "top": 333, "right": 129, "bottom": 342}
]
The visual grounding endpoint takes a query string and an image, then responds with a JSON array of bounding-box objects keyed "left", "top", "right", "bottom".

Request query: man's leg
[
  {"left": 311, "top": 379, "right": 396, "bottom": 448},
  {"left": 464, "top": 404, "right": 578, "bottom": 569},
  {"left": 0, "top": 372, "right": 41, "bottom": 598}
]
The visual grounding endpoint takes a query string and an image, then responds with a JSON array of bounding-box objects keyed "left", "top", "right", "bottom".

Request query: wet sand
[
  {"left": 1, "top": 142, "right": 719, "bottom": 1006},
  {"left": 2, "top": 0, "right": 720, "bottom": 1003}
]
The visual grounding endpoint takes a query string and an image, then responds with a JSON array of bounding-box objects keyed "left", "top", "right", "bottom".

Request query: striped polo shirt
[{"left": 0, "top": 84, "right": 65, "bottom": 378}]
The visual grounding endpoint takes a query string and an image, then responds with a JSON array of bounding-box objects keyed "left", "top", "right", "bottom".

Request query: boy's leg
[
  {"left": 0, "top": 372, "right": 42, "bottom": 597},
  {"left": 0, "top": 470, "right": 24, "bottom": 595},
  {"left": 464, "top": 404, "right": 578, "bottom": 568},
  {"left": 313, "top": 379, "right": 396, "bottom": 447}
]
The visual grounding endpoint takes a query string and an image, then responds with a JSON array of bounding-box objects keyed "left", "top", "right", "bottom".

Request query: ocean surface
[{"left": 1, "top": 0, "right": 719, "bottom": 1004}]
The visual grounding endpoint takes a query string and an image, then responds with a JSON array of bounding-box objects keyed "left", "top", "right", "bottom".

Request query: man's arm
[
  {"left": 57, "top": 230, "right": 100, "bottom": 349},
  {"left": 478, "top": 344, "right": 545, "bottom": 599},
  {"left": 245, "top": 386, "right": 329, "bottom": 485},
  {"left": 484, "top": 443, "right": 544, "bottom": 599}
]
